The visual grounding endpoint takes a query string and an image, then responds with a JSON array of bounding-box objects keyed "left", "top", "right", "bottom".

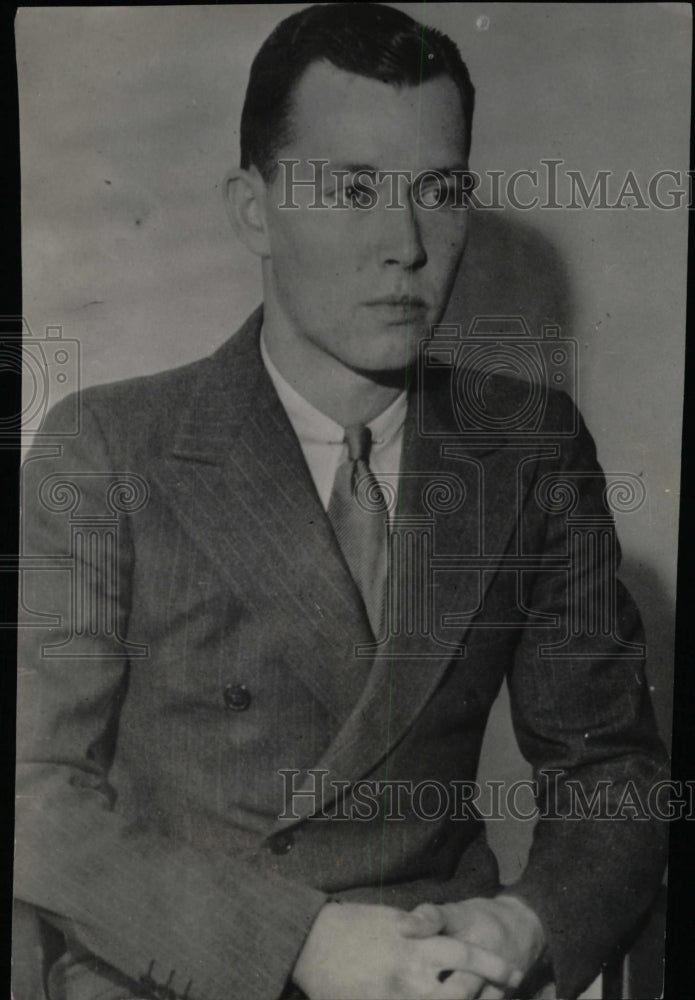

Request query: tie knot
[{"left": 344, "top": 424, "right": 373, "bottom": 464}]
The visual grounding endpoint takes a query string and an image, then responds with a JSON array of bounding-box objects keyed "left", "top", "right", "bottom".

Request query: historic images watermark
[
  {"left": 3, "top": 316, "right": 81, "bottom": 440},
  {"left": 278, "top": 769, "right": 693, "bottom": 824},
  {"left": 11, "top": 315, "right": 150, "bottom": 654},
  {"left": 276, "top": 158, "right": 694, "bottom": 211}
]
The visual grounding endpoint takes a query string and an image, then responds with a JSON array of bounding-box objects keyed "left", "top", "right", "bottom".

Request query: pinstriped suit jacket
[{"left": 15, "top": 308, "right": 668, "bottom": 1000}]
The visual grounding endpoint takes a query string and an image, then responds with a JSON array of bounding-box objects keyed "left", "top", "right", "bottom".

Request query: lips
[
  {"left": 365, "top": 295, "right": 427, "bottom": 308},
  {"left": 363, "top": 296, "right": 429, "bottom": 328}
]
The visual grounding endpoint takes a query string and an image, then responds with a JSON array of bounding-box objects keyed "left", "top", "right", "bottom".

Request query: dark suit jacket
[{"left": 15, "top": 308, "right": 668, "bottom": 1000}]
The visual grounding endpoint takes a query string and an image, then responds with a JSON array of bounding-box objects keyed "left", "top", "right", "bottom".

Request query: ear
[{"left": 224, "top": 167, "right": 270, "bottom": 257}]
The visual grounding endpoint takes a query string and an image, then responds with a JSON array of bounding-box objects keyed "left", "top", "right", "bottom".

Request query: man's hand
[
  {"left": 397, "top": 895, "right": 547, "bottom": 999},
  {"left": 292, "top": 901, "right": 525, "bottom": 1000}
]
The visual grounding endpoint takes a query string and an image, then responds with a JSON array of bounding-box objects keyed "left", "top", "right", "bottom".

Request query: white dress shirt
[{"left": 260, "top": 332, "right": 407, "bottom": 521}]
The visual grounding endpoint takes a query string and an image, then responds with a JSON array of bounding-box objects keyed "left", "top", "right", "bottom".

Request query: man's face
[{"left": 259, "top": 60, "right": 470, "bottom": 375}]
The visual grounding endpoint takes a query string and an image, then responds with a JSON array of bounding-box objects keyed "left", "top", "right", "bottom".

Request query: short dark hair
[{"left": 240, "top": 2, "right": 475, "bottom": 181}]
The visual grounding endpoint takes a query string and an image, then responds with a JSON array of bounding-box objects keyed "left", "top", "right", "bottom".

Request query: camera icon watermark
[
  {"left": 1, "top": 316, "right": 80, "bottom": 438},
  {"left": 418, "top": 316, "right": 578, "bottom": 439}
]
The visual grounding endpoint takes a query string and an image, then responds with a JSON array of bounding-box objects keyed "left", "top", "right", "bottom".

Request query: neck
[{"left": 261, "top": 309, "right": 409, "bottom": 427}]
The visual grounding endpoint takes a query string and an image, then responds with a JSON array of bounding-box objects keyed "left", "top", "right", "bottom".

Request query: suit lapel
[{"left": 149, "top": 308, "right": 374, "bottom": 720}]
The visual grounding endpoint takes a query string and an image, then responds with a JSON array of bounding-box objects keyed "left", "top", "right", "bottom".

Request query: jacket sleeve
[
  {"left": 501, "top": 396, "right": 669, "bottom": 999},
  {"left": 15, "top": 394, "right": 327, "bottom": 1000}
]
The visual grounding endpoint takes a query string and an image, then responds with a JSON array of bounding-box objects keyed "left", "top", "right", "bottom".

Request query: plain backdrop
[{"left": 17, "top": 2, "right": 690, "bottom": 882}]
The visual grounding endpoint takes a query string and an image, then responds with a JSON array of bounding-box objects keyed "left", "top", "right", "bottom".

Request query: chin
[
  {"left": 350, "top": 345, "right": 421, "bottom": 381},
  {"left": 335, "top": 321, "right": 429, "bottom": 376},
  {"left": 348, "top": 364, "right": 410, "bottom": 390}
]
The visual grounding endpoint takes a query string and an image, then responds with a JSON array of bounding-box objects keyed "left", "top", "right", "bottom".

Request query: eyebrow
[
  {"left": 329, "top": 164, "right": 380, "bottom": 176},
  {"left": 420, "top": 164, "right": 470, "bottom": 176},
  {"left": 327, "top": 163, "right": 469, "bottom": 177}
]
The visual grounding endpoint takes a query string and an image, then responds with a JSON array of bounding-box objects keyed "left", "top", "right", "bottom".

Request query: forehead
[{"left": 283, "top": 60, "right": 468, "bottom": 172}]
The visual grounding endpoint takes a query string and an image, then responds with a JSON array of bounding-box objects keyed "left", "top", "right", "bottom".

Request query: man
[{"left": 15, "top": 4, "right": 668, "bottom": 999}]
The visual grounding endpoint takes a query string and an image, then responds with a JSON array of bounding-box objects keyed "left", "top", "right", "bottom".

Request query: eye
[
  {"left": 415, "top": 177, "right": 458, "bottom": 209},
  {"left": 344, "top": 181, "right": 372, "bottom": 207},
  {"left": 419, "top": 184, "right": 444, "bottom": 208},
  {"left": 344, "top": 184, "right": 361, "bottom": 205}
]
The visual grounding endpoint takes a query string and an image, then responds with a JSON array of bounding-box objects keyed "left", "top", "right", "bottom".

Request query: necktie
[{"left": 327, "top": 424, "right": 389, "bottom": 638}]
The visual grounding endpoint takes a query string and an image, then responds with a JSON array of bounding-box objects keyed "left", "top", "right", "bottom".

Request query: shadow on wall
[{"left": 444, "top": 208, "right": 574, "bottom": 340}]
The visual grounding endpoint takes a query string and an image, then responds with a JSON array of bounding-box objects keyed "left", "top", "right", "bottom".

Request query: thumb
[{"left": 396, "top": 902, "right": 445, "bottom": 938}]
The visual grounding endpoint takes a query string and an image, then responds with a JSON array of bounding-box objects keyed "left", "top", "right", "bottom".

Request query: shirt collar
[{"left": 260, "top": 329, "right": 408, "bottom": 450}]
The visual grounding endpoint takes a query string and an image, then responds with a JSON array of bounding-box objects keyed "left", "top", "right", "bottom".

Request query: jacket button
[
  {"left": 224, "top": 683, "right": 251, "bottom": 711},
  {"left": 268, "top": 831, "right": 294, "bottom": 855}
]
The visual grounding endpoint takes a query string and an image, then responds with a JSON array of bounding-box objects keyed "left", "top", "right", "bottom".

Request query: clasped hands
[{"left": 292, "top": 895, "right": 546, "bottom": 1000}]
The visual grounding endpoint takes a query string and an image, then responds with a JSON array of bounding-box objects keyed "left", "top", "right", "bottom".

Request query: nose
[{"left": 380, "top": 201, "right": 427, "bottom": 271}]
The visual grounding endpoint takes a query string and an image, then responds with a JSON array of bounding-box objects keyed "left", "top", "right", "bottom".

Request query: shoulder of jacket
[{"left": 426, "top": 366, "right": 581, "bottom": 437}]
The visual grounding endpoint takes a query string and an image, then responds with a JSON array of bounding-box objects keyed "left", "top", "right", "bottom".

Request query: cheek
[
  {"left": 423, "top": 215, "right": 469, "bottom": 271},
  {"left": 271, "top": 215, "right": 357, "bottom": 278},
  {"left": 269, "top": 220, "right": 314, "bottom": 271}
]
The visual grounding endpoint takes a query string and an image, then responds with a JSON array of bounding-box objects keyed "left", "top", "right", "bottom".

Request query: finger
[
  {"left": 422, "top": 937, "right": 524, "bottom": 989},
  {"left": 397, "top": 902, "right": 446, "bottom": 938}
]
